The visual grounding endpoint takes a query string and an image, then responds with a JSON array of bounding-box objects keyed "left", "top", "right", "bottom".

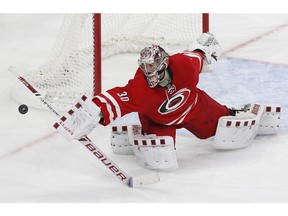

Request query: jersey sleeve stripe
[
  {"left": 182, "top": 51, "right": 203, "bottom": 69},
  {"left": 95, "top": 95, "right": 116, "bottom": 124},
  {"left": 102, "top": 91, "right": 122, "bottom": 118}
]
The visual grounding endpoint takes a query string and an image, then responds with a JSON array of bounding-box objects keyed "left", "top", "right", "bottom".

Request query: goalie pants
[{"left": 138, "top": 90, "right": 230, "bottom": 143}]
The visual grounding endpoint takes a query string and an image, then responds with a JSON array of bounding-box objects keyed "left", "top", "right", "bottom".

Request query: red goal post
[{"left": 93, "top": 13, "right": 209, "bottom": 95}]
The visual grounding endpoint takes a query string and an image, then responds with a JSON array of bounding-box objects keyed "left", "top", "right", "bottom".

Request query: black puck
[{"left": 19, "top": 104, "right": 28, "bottom": 114}]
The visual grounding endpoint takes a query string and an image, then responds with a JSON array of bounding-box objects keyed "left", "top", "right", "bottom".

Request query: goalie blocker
[{"left": 54, "top": 95, "right": 102, "bottom": 142}]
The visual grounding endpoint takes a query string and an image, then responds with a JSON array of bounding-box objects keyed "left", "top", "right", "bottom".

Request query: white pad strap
[
  {"left": 213, "top": 104, "right": 264, "bottom": 150},
  {"left": 110, "top": 125, "right": 133, "bottom": 155},
  {"left": 128, "top": 125, "right": 178, "bottom": 170},
  {"left": 54, "top": 95, "right": 101, "bottom": 141}
]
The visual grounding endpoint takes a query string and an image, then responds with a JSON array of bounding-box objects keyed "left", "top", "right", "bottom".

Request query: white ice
[{"left": 0, "top": 14, "right": 288, "bottom": 206}]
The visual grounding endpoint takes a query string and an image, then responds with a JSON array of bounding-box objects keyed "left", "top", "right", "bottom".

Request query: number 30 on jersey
[{"left": 117, "top": 91, "right": 129, "bottom": 102}]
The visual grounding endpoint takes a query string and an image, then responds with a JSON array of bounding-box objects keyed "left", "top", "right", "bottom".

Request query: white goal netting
[{"left": 11, "top": 13, "right": 205, "bottom": 110}]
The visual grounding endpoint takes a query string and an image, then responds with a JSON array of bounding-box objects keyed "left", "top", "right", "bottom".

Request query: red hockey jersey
[{"left": 93, "top": 51, "right": 204, "bottom": 126}]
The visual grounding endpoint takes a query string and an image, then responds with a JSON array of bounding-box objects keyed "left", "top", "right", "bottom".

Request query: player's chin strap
[{"left": 111, "top": 125, "right": 178, "bottom": 170}]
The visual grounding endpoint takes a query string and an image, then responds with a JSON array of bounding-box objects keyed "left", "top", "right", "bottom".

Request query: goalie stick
[{"left": 9, "top": 66, "right": 160, "bottom": 188}]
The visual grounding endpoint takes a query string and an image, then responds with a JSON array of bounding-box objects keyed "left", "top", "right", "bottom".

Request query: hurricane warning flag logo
[{"left": 158, "top": 88, "right": 190, "bottom": 114}]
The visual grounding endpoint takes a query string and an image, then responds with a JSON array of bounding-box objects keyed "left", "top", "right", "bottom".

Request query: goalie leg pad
[
  {"left": 111, "top": 125, "right": 133, "bottom": 155},
  {"left": 128, "top": 125, "right": 178, "bottom": 170},
  {"left": 213, "top": 104, "right": 264, "bottom": 150},
  {"left": 258, "top": 105, "right": 281, "bottom": 135}
]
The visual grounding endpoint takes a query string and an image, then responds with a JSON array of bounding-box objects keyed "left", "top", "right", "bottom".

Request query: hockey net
[{"left": 11, "top": 13, "right": 208, "bottom": 110}]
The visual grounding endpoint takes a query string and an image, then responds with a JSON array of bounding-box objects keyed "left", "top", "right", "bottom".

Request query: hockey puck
[{"left": 18, "top": 104, "right": 28, "bottom": 114}]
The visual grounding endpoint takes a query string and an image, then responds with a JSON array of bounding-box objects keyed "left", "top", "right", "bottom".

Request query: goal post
[
  {"left": 93, "top": 13, "right": 209, "bottom": 95},
  {"left": 11, "top": 13, "right": 209, "bottom": 110},
  {"left": 93, "top": 14, "right": 101, "bottom": 95},
  {"left": 202, "top": 13, "right": 209, "bottom": 33}
]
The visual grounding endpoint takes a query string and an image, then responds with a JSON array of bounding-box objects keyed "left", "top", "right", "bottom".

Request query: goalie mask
[{"left": 138, "top": 45, "right": 169, "bottom": 88}]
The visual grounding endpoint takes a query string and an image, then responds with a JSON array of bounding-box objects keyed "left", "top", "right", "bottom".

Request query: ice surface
[{"left": 0, "top": 14, "right": 288, "bottom": 206}]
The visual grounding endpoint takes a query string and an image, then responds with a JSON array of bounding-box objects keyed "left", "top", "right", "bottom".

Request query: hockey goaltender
[{"left": 54, "top": 33, "right": 281, "bottom": 171}]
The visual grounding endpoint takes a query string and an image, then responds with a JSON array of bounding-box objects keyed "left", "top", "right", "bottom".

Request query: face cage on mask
[
  {"left": 138, "top": 55, "right": 169, "bottom": 88},
  {"left": 144, "top": 70, "right": 161, "bottom": 88},
  {"left": 138, "top": 60, "right": 161, "bottom": 88}
]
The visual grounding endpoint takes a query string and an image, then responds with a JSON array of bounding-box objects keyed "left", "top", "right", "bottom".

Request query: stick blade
[{"left": 129, "top": 172, "right": 160, "bottom": 188}]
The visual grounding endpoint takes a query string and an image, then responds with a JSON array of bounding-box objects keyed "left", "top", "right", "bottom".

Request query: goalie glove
[
  {"left": 53, "top": 95, "right": 102, "bottom": 141},
  {"left": 191, "top": 32, "right": 221, "bottom": 64}
]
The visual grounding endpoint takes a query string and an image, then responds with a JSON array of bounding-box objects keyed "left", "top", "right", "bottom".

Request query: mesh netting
[{"left": 11, "top": 13, "right": 204, "bottom": 110}]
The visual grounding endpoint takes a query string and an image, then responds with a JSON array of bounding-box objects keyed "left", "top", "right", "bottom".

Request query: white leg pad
[
  {"left": 127, "top": 125, "right": 178, "bottom": 171},
  {"left": 110, "top": 125, "right": 133, "bottom": 155},
  {"left": 258, "top": 105, "right": 281, "bottom": 135},
  {"left": 213, "top": 104, "right": 264, "bottom": 150}
]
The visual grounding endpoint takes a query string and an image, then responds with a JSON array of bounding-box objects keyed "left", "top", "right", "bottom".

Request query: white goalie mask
[{"left": 138, "top": 45, "right": 169, "bottom": 88}]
